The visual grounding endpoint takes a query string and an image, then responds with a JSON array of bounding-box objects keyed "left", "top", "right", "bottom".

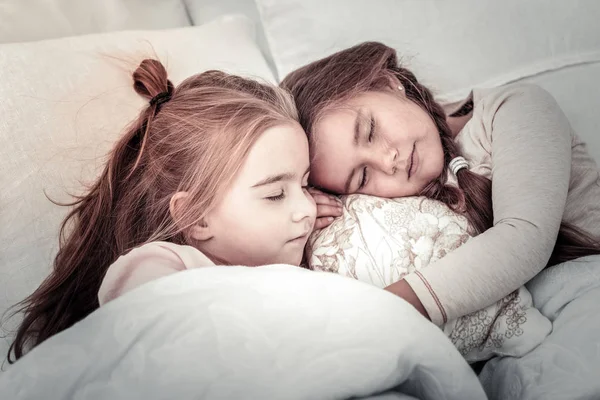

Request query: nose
[
  {"left": 373, "top": 146, "right": 398, "bottom": 175},
  {"left": 291, "top": 189, "right": 317, "bottom": 228}
]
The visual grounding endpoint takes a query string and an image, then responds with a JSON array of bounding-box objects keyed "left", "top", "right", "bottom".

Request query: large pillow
[
  {"left": 256, "top": 0, "right": 600, "bottom": 101},
  {"left": 306, "top": 195, "right": 552, "bottom": 362},
  {"left": 0, "top": 15, "right": 276, "bottom": 366},
  {"left": 255, "top": 0, "right": 600, "bottom": 165},
  {"left": 183, "top": 0, "right": 276, "bottom": 77},
  {"left": 0, "top": 0, "right": 190, "bottom": 44}
]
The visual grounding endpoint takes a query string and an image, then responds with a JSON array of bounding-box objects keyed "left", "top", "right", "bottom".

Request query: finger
[
  {"left": 314, "top": 217, "right": 335, "bottom": 230},
  {"left": 317, "top": 204, "right": 343, "bottom": 218},
  {"left": 310, "top": 191, "right": 343, "bottom": 207},
  {"left": 309, "top": 186, "right": 341, "bottom": 197}
]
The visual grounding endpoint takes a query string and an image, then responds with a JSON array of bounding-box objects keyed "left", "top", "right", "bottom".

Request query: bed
[{"left": 1, "top": 1, "right": 599, "bottom": 399}]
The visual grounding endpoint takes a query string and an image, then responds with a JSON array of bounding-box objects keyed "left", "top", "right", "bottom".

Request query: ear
[
  {"left": 385, "top": 75, "right": 406, "bottom": 97},
  {"left": 169, "top": 191, "right": 213, "bottom": 241},
  {"left": 189, "top": 220, "right": 213, "bottom": 242}
]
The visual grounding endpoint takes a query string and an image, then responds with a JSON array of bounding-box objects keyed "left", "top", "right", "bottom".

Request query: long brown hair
[
  {"left": 5, "top": 59, "right": 298, "bottom": 362},
  {"left": 281, "top": 41, "right": 600, "bottom": 266}
]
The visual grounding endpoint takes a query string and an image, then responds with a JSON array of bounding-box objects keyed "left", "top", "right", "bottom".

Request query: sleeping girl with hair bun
[{"left": 8, "top": 59, "right": 316, "bottom": 362}]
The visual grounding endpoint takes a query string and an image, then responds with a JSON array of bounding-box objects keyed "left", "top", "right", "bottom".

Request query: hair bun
[{"left": 132, "top": 59, "right": 174, "bottom": 102}]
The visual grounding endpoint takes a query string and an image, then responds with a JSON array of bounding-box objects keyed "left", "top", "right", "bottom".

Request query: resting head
[{"left": 281, "top": 41, "right": 459, "bottom": 199}]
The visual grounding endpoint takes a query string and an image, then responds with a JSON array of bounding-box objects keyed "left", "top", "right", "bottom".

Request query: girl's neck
[
  {"left": 446, "top": 97, "right": 474, "bottom": 138},
  {"left": 446, "top": 112, "right": 473, "bottom": 138}
]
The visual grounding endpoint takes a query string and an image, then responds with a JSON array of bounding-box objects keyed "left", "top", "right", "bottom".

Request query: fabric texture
[
  {"left": 0, "top": 265, "right": 487, "bottom": 399},
  {"left": 307, "top": 195, "right": 552, "bottom": 362},
  {"left": 0, "top": 15, "right": 276, "bottom": 366},
  {"left": 515, "top": 61, "right": 600, "bottom": 165},
  {"left": 479, "top": 255, "right": 600, "bottom": 399}
]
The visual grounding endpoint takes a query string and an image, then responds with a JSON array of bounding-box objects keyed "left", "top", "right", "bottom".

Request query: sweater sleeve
[
  {"left": 98, "top": 241, "right": 214, "bottom": 306},
  {"left": 404, "top": 84, "right": 573, "bottom": 325}
]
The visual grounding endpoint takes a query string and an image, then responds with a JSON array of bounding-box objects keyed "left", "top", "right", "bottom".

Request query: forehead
[
  {"left": 314, "top": 105, "right": 356, "bottom": 138},
  {"left": 311, "top": 92, "right": 379, "bottom": 139},
  {"left": 239, "top": 122, "right": 309, "bottom": 176}
]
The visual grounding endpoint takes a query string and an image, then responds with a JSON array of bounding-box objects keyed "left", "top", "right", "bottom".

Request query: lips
[{"left": 288, "top": 232, "right": 310, "bottom": 243}]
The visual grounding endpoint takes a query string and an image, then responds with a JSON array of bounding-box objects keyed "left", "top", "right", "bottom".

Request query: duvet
[
  {"left": 480, "top": 255, "right": 600, "bottom": 400},
  {"left": 0, "top": 265, "right": 486, "bottom": 400}
]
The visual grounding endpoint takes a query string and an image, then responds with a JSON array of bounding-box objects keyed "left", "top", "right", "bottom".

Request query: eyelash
[
  {"left": 358, "top": 116, "right": 375, "bottom": 189},
  {"left": 359, "top": 167, "right": 368, "bottom": 190},
  {"left": 368, "top": 116, "right": 376, "bottom": 142},
  {"left": 266, "top": 183, "right": 309, "bottom": 202},
  {"left": 266, "top": 190, "right": 285, "bottom": 201}
]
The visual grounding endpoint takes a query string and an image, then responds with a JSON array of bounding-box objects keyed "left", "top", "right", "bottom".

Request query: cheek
[
  {"left": 422, "top": 136, "right": 445, "bottom": 180},
  {"left": 213, "top": 196, "right": 261, "bottom": 234},
  {"left": 232, "top": 202, "right": 284, "bottom": 237},
  {"left": 431, "top": 134, "right": 445, "bottom": 162},
  {"left": 400, "top": 106, "right": 435, "bottom": 139}
]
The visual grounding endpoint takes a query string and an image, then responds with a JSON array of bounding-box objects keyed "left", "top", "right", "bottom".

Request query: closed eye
[
  {"left": 266, "top": 190, "right": 285, "bottom": 201},
  {"left": 358, "top": 166, "right": 368, "bottom": 190},
  {"left": 368, "top": 115, "right": 375, "bottom": 142}
]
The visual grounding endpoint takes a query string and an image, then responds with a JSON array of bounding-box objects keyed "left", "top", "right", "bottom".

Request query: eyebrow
[
  {"left": 252, "top": 166, "right": 311, "bottom": 188},
  {"left": 353, "top": 108, "right": 362, "bottom": 146},
  {"left": 344, "top": 110, "right": 362, "bottom": 192}
]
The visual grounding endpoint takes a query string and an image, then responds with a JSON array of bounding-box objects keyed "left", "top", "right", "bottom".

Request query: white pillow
[
  {"left": 256, "top": 0, "right": 600, "bottom": 171},
  {"left": 183, "top": 0, "right": 276, "bottom": 77},
  {"left": 306, "top": 195, "right": 552, "bottom": 362},
  {"left": 0, "top": 0, "right": 191, "bottom": 44},
  {"left": 0, "top": 15, "right": 276, "bottom": 365},
  {"left": 256, "top": 0, "right": 600, "bottom": 102}
]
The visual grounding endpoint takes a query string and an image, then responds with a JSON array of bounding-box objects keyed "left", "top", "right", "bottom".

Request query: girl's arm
[
  {"left": 392, "top": 84, "right": 572, "bottom": 325},
  {"left": 98, "top": 241, "right": 214, "bottom": 305}
]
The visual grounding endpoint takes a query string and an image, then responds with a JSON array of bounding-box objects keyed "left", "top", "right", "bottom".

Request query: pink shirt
[{"left": 98, "top": 241, "right": 214, "bottom": 305}]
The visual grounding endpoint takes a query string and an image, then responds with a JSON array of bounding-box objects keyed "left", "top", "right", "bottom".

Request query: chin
[{"left": 284, "top": 253, "right": 303, "bottom": 267}]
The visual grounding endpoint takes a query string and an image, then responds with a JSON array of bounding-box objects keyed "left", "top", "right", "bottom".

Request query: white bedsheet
[
  {"left": 0, "top": 265, "right": 486, "bottom": 400},
  {"left": 480, "top": 255, "right": 600, "bottom": 399}
]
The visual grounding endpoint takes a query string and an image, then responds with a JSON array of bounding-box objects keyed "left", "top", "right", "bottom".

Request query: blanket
[
  {"left": 480, "top": 255, "right": 600, "bottom": 399},
  {"left": 0, "top": 265, "right": 486, "bottom": 400}
]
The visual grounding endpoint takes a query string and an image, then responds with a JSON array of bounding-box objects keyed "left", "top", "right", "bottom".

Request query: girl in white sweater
[{"left": 281, "top": 41, "right": 600, "bottom": 326}]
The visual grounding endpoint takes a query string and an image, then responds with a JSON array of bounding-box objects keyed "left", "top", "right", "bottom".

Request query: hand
[
  {"left": 307, "top": 187, "right": 344, "bottom": 230},
  {"left": 384, "top": 279, "right": 430, "bottom": 320}
]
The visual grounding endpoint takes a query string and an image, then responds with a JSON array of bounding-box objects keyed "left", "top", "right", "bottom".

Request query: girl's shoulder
[
  {"left": 471, "top": 83, "right": 559, "bottom": 117},
  {"left": 122, "top": 241, "right": 215, "bottom": 269},
  {"left": 443, "top": 83, "right": 556, "bottom": 123},
  {"left": 98, "top": 241, "right": 214, "bottom": 305}
]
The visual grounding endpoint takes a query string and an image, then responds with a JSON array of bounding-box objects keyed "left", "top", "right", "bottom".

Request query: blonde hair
[{"left": 7, "top": 59, "right": 298, "bottom": 361}]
